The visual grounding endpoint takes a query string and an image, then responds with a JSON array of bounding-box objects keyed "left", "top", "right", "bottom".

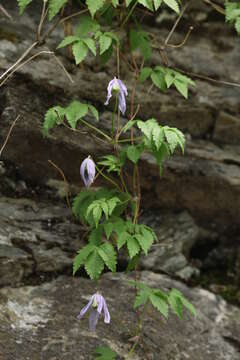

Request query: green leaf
[
  {"left": 150, "top": 293, "right": 169, "bottom": 318},
  {"left": 73, "top": 244, "right": 94, "bottom": 275},
  {"left": 127, "top": 237, "right": 141, "bottom": 259},
  {"left": 88, "top": 104, "right": 99, "bottom": 121},
  {"left": 154, "top": 0, "right": 163, "bottom": 10},
  {"left": 94, "top": 346, "right": 116, "bottom": 360},
  {"left": 87, "top": 0, "right": 106, "bottom": 17},
  {"left": 134, "top": 288, "right": 151, "bottom": 308},
  {"left": 72, "top": 190, "right": 94, "bottom": 220},
  {"left": 122, "top": 120, "right": 138, "bottom": 133},
  {"left": 174, "top": 79, "right": 188, "bottom": 98},
  {"left": 43, "top": 106, "right": 65, "bottom": 136},
  {"left": 152, "top": 125, "right": 164, "bottom": 150},
  {"left": 138, "top": 0, "right": 154, "bottom": 11},
  {"left": 49, "top": 0, "right": 68, "bottom": 20},
  {"left": 72, "top": 41, "right": 89, "bottom": 64},
  {"left": 57, "top": 36, "right": 80, "bottom": 49},
  {"left": 151, "top": 71, "right": 167, "bottom": 91},
  {"left": 17, "top": 0, "right": 32, "bottom": 14},
  {"left": 65, "top": 101, "right": 88, "bottom": 129},
  {"left": 85, "top": 249, "right": 105, "bottom": 279},
  {"left": 108, "top": 197, "right": 121, "bottom": 216},
  {"left": 117, "top": 231, "right": 130, "bottom": 250},
  {"left": 168, "top": 288, "right": 197, "bottom": 318},
  {"left": 127, "top": 145, "right": 144, "bottom": 164},
  {"left": 126, "top": 254, "right": 140, "bottom": 272},
  {"left": 100, "top": 44, "right": 113, "bottom": 64},
  {"left": 130, "top": 30, "right": 152, "bottom": 60},
  {"left": 139, "top": 67, "right": 153, "bottom": 83},
  {"left": 99, "top": 34, "right": 112, "bottom": 55},
  {"left": 103, "top": 222, "right": 114, "bottom": 239},
  {"left": 104, "top": 32, "right": 120, "bottom": 45},
  {"left": 126, "top": 0, "right": 135, "bottom": 7},
  {"left": 163, "top": 0, "right": 180, "bottom": 13},
  {"left": 98, "top": 243, "right": 117, "bottom": 272},
  {"left": 76, "top": 15, "right": 100, "bottom": 37},
  {"left": 165, "top": 71, "right": 175, "bottom": 88},
  {"left": 135, "top": 229, "right": 154, "bottom": 255},
  {"left": 83, "top": 38, "right": 97, "bottom": 56},
  {"left": 163, "top": 126, "right": 184, "bottom": 154},
  {"left": 89, "top": 228, "right": 103, "bottom": 246}
]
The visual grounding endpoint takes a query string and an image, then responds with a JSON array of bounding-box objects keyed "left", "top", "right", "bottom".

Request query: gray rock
[
  {"left": 0, "top": 196, "right": 85, "bottom": 286},
  {"left": 139, "top": 211, "right": 199, "bottom": 274},
  {"left": 0, "top": 272, "right": 240, "bottom": 360}
]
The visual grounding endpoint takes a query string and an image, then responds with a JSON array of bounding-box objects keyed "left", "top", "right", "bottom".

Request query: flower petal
[
  {"left": 96, "top": 294, "right": 104, "bottom": 314},
  {"left": 118, "top": 79, "right": 128, "bottom": 96},
  {"left": 118, "top": 91, "right": 126, "bottom": 115},
  {"left": 104, "top": 78, "right": 116, "bottom": 106},
  {"left": 77, "top": 295, "right": 95, "bottom": 320},
  {"left": 103, "top": 298, "right": 110, "bottom": 324},
  {"left": 80, "top": 157, "right": 96, "bottom": 188},
  {"left": 89, "top": 308, "right": 100, "bottom": 332}
]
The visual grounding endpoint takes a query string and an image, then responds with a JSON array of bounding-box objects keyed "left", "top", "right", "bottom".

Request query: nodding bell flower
[
  {"left": 105, "top": 77, "right": 128, "bottom": 115},
  {"left": 80, "top": 156, "right": 96, "bottom": 188},
  {"left": 77, "top": 293, "right": 110, "bottom": 332}
]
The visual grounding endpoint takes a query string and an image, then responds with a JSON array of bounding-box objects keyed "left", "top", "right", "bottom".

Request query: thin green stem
[
  {"left": 121, "top": 0, "right": 138, "bottom": 28},
  {"left": 112, "top": 95, "right": 118, "bottom": 139},
  {"left": 95, "top": 163, "right": 121, "bottom": 191},
  {"left": 79, "top": 118, "right": 111, "bottom": 142}
]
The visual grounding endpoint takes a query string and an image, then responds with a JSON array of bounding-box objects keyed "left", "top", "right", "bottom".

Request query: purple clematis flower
[
  {"left": 80, "top": 156, "right": 96, "bottom": 188},
  {"left": 105, "top": 77, "right": 128, "bottom": 115},
  {"left": 77, "top": 293, "right": 110, "bottom": 332}
]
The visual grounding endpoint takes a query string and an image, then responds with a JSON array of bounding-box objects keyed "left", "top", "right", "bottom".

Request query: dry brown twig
[
  {"left": 48, "top": 160, "right": 71, "bottom": 209},
  {"left": 0, "top": 5, "right": 13, "bottom": 21},
  {"left": 0, "top": 115, "right": 20, "bottom": 158}
]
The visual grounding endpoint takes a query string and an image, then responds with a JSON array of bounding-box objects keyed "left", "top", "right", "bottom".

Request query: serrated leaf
[
  {"left": 83, "top": 38, "right": 97, "bottom": 56},
  {"left": 100, "top": 44, "right": 113, "bottom": 64},
  {"left": 163, "top": 0, "right": 179, "bottom": 13},
  {"left": 98, "top": 243, "right": 116, "bottom": 272},
  {"left": 138, "top": 0, "right": 154, "bottom": 11},
  {"left": 154, "top": 0, "right": 163, "bottom": 10},
  {"left": 73, "top": 244, "right": 94, "bottom": 275},
  {"left": 89, "top": 227, "right": 103, "bottom": 246},
  {"left": 117, "top": 231, "right": 130, "bottom": 250},
  {"left": 127, "top": 237, "right": 140, "bottom": 259},
  {"left": 94, "top": 346, "right": 116, "bottom": 360},
  {"left": 49, "top": 0, "right": 68, "bottom": 20},
  {"left": 85, "top": 249, "right": 104, "bottom": 279},
  {"left": 125, "top": 254, "right": 140, "bottom": 272},
  {"left": 152, "top": 125, "right": 164, "bottom": 150},
  {"left": 76, "top": 15, "right": 100, "bottom": 37},
  {"left": 130, "top": 30, "right": 152, "bottom": 60},
  {"left": 174, "top": 79, "right": 188, "bottom": 98},
  {"left": 135, "top": 230, "right": 154, "bottom": 255},
  {"left": 57, "top": 36, "right": 80, "bottom": 49},
  {"left": 150, "top": 293, "right": 169, "bottom": 318},
  {"left": 151, "top": 71, "right": 167, "bottom": 91},
  {"left": 127, "top": 145, "right": 144, "bottom": 164},
  {"left": 43, "top": 106, "right": 65, "bottom": 136},
  {"left": 103, "top": 222, "right": 114, "bottom": 240},
  {"left": 163, "top": 127, "right": 180, "bottom": 153},
  {"left": 99, "top": 34, "right": 112, "bottom": 55},
  {"left": 134, "top": 289, "right": 150, "bottom": 309},
  {"left": 88, "top": 104, "right": 99, "bottom": 121},
  {"left": 122, "top": 120, "right": 138, "bottom": 133},
  {"left": 93, "top": 206, "right": 103, "bottom": 227},
  {"left": 139, "top": 67, "right": 153, "bottom": 83},
  {"left": 65, "top": 101, "right": 88, "bottom": 129},
  {"left": 87, "top": 0, "right": 106, "bottom": 17},
  {"left": 108, "top": 197, "right": 121, "bottom": 215},
  {"left": 72, "top": 41, "right": 89, "bottom": 64},
  {"left": 17, "top": 0, "right": 32, "bottom": 14},
  {"left": 165, "top": 71, "right": 175, "bottom": 88}
]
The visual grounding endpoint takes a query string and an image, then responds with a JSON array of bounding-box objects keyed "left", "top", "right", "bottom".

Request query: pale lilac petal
[
  {"left": 76, "top": 295, "right": 95, "bottom": 320},
  {"left": 103, "top": 298, "right": 110, "bottom": 324},
  {"left": 104, "top": 78, "right": 116, "bottom": 105},
  {"left": 89, "top": 309, "right": 100, "bottom": 332},
  {"left": 118, "top": 79, "right": 128, "bottom": 96},
  {"left": 118, "top": 91, "right": 126, "bottom": 115},
  {"left": 95, "top": 294, "right": 103, "bottom": 314},
  {"left": 80, "top": 157, "right": 96, "bottom": 188}
]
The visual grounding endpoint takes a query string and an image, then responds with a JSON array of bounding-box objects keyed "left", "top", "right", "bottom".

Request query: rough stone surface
[
  {"left": 0, "top": 271, "right": 240, "bottom": 360},
  {"left": 0, "top": 196, "right": 84, "bottom": 286},
  {"left": 0, "top": 1, "right": 240, "bottom": 231}
]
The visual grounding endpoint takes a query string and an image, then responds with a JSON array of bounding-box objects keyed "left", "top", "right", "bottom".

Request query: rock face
[
  {"left": 0, "top": 195, "right": 84, "bottom": 286},
  {"left": 0, "top": 0, "right": 240, "bottom": 232},
  {"left": 1, "top": 271, "right": 240, "bottom": 360}
]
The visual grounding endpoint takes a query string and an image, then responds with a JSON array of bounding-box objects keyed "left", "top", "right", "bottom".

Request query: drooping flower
[
  {"left": 80, "top": 156, "right": 96, "bottom": 188},
  {"left": 77, "top": 293, "right": 110, "bottom": 332},
  {"left": 105, "top": 77, "right": 128, "bottom": 115}
]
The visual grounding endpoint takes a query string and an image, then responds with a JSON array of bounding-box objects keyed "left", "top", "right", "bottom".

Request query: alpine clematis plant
[
  {"left": 105, "top": 77, "right": 128, "bottom": 115},
  {"left": 80, "top": 156, "right": 96, "bottom": 188},
  {"left": 36, "top": 0, "right": 201, "bottom": 357},
  {"left": 77, "top": 293, "right": 110, "bottom": 332}
]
